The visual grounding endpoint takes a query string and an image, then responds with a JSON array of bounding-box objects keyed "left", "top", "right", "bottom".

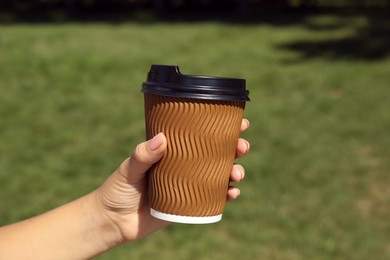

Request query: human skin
[{"left": 0, "top": 119, "right": 250, "bottom": 260}]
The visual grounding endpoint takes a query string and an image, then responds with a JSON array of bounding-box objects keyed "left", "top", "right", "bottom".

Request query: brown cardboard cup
[{"left": 142, "top": 65, "right": 249, "bottom": 224}]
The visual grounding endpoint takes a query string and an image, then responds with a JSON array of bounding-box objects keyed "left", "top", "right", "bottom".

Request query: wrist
[{"left": 88, "top": 191, "right": 126, "bottom": 250}]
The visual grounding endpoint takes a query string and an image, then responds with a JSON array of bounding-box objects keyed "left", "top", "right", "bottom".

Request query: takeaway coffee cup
[{"left": 141, "top": 65, "right": 250, "bottom": 224}]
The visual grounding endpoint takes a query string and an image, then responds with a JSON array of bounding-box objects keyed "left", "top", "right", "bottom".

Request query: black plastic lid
[{"left": 141, "top": 65, "right": 250, "bottom": 102}]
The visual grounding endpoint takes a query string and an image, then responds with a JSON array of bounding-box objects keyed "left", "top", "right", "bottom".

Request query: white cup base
[{"left": 150, "top": 208, "right": 222, "bottom": 224}]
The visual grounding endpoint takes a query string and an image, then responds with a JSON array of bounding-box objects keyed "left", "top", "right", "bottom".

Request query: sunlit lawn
[{"left": 1, "top": 13, "right": 390, "bottom": 259}]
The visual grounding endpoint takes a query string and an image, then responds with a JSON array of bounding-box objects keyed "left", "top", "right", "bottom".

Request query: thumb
[{"left": 124, "top": 133, "right": 167, "bottom": 184}]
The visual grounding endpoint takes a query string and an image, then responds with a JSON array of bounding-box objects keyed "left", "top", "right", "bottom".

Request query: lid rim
[
  {"left": 142, "top": 89, "right": 250, "bottom": 102},
  {"left": 142, "top": 82, "right": 248, "bottom": 95}
]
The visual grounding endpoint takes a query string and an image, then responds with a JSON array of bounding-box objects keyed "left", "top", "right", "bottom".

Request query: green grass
[{"left": 1, "top": 14, "right": 390, "bottom": 259}]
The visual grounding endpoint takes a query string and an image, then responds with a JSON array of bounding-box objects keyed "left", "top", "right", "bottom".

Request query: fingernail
[
  {"left": 245, "top": 141, "right": 250, "bottom": 153},
  {"left": 236, "top": 188, "right": 241, "bottom": 196},
  {"left": 240, "top": 167, "right": 245, "bottom": 180},
  {"left": 244, "top": 118, "right": 250, "bottom": 128},
  {"left": 149, "top": 133, "right": 163, "bottom": 151}
]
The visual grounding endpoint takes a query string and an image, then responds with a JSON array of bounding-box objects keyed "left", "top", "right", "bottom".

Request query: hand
[{"left": 95, "top": 119, "right": 250, "bottom": 243}]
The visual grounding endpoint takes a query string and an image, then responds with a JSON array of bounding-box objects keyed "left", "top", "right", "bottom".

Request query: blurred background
[{"left": 1, "top": 1, "right": 390, "bottom": 259}]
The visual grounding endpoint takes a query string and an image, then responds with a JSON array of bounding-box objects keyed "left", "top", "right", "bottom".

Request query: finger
[
  {"left": 240, "top": 118, "right": 250, "bottom": 133},
  {"left": 230, "top": 164, "right": 245, "bottom": 183},
  {"left": 120, "top": 133, "right": 167, "bottom": 184},
  {"left": 227, "top": 186, "right": 241, "bottom": 201},
  {"left": 235, "top": 138, "right": 250, "bottom": 158}
]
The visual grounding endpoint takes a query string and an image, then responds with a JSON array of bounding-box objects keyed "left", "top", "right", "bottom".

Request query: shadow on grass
[
  {"left": 278, "top": 11, "right": 390, "bottom": 61},
  {"left": 1, "top": 7, "right": 390, "bottom": 61}
]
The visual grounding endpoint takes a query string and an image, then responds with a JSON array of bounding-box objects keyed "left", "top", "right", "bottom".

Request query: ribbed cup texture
[{"left": 144, "top": 94, "right": 245, "bottom": 217}]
